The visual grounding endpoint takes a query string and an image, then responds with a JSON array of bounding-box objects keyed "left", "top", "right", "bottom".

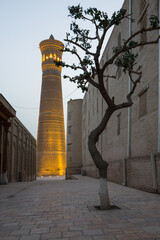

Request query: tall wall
[
  {"left": 37, "top": 35, "right": 66, "bottom": 177},
  {"left": 66, "top": 99, "right": 82, "bottom": 179},
  {"left": 81, "top": 0, "right": 160, "bottom": 193},
  {"left": 0, "top": 117, "right": 36, "bottom": 182}
]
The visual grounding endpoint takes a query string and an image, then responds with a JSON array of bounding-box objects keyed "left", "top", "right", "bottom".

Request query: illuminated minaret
[{"left": 37, "top": 35, "right": 66, "bottom": 176}]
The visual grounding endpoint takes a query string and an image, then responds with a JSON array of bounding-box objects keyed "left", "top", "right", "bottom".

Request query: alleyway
[{"left": 0, "top": 175, "right": 160, "bottom": 240}]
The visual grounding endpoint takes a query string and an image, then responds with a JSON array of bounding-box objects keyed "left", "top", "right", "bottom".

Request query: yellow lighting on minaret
[{"left": 36, "top": 34, "right": 66, "bottom": 177}]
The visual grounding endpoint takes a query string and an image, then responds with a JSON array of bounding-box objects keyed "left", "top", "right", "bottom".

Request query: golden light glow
[
  {"left": 37, "top": 37, "right": 66, "bottom": 177},
  {"left": 40, "top": 41, "right": 63, "bottom": 52},
  {"left": 42, "top": 63, "right": 62, "bottom": 72},
  {"left": 42, "top": 54, "right": 45, "bottom": 62}
]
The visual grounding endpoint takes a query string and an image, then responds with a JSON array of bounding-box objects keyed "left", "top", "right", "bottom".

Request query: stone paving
[{"left": 0, "top": 175, "right": 160, "bottom": 240}]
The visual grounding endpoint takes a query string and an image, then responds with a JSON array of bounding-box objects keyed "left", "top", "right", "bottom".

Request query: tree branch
[
  {"left": 124, "top": 25, "right": 160, "bottom": 48},
  {"left": 103, "top": 75, "right": 116, "bottom": 79},
  {"left": 128, "top": 36, "right": 160, "bottom": 49},
  {"left": 96, "top": 13, "right": 131, "bottom": 60},
  {"left": 64, "top": 47, "right": 92, "bottom": 73},
  {"left": 79, "top": 33, "right": 97, "bottom": 41},
  {"left": 64, "top": 47, "right": 84, "bottom": 65},
  {"left": 64, "top": 38, "right": 95, "bottom": 56},
  {"left": 93, "top": 19, "right": 100, "bottom": 41},
  {"left": 64, "top": 46, "right": 100, "bottom": 90},
  {"left": 114, "top": 70, "right": 142, "bottom": 110},
  {"left": 87, "top": 77, "right": 100, "bottom": 89},
  {"left": 102, "top": 26, "right": 160, "bottom": 73}
]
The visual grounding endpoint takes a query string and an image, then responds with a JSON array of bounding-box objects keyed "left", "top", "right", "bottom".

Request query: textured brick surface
[
  {"left": 0, "top": 175, "right": 160, "bottom": 240},
  {"left": 81, "top": 0, "right": 160, "bottom": 194},
  {"left": 108, "top": 160, "right": 123, "bottom": 184},
  {"left": 66, "top": 99, "right": 83, "bottom": 179}
]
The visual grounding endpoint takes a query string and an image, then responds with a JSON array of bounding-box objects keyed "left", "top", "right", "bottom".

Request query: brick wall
[
  {"left": 126, "top": 157, "right": 153, "bottom": 192},
  {"left": 108, "top": 160, "right": 123, "bottom": 184},
  {"left": 107, "top": 156, "right": 160, "bottom": 193},
  {"left": 85, "top": 165, "right": 98, "bottom": 178},
  {"left": 80, "top": 0, "right": 160, "bottom": 194}
]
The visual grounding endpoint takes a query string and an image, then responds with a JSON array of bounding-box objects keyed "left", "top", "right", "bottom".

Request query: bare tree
[{"left": 56, "top": 5, "right": 159, "bottom": 209}]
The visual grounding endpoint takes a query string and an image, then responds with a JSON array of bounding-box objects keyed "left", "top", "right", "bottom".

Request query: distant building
[
  {"left": 0, "top": 94, "right": 36, "bottom": 184},
  {"left": 66, "top": 99, "right": 82, "bottom": 179},
  {"left": 37, "top": 35, "right": 66, "bottom": 177},
  {"left": 67, "top": 0, "right": 160, "bottom": 193}
]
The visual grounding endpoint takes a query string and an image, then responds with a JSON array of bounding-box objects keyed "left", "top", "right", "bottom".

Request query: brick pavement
[{"left": 0, "top": 175, "right": 160, "bottom": 240}]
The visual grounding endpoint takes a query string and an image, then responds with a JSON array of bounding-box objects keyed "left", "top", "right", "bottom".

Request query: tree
[{"left": 57, "top": 5, "right": 160, "bottom": 209}]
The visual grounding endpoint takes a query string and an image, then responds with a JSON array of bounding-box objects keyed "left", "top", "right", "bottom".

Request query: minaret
[{"left": 36, "top": 35, "right": 66, "bottom": 177}]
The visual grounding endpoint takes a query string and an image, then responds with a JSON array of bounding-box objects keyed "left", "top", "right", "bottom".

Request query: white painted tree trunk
[{"left": 99, "top": 177, "right": 110, "bottom": 209}]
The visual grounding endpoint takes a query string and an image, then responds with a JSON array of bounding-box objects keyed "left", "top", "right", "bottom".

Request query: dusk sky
[{"left": 0, "top": 0, "right": 124, "bottom": 139}]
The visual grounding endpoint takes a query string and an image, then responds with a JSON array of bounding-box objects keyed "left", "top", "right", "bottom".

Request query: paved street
[{"left": 0, "top": 175, "right": 160, "bottom": 240}]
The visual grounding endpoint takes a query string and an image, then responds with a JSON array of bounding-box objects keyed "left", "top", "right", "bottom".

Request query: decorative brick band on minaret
[{"left": 36, "top": 35, "right": 66, "bottom": 176}]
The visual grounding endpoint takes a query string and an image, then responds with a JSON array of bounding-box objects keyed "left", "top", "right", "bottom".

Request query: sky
[{"left": 0, "top": 0, "right": 124, "bottom": 139}]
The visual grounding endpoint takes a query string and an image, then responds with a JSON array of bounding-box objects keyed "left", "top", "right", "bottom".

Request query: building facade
[
  {"left": 37, "top": 35, "right": 66, "bottom": 177},
  {"left": 67, "top": 0, "right": 160, "bottom": 193},
  {"left": 66, "top": 99, "right": 82, "bottom": 179},
  {"left": 0, "top": 94, "right": 36, "bottom": 183}
]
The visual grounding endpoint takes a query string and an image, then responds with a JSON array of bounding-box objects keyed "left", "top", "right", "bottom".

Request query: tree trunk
[
  {"left": 99, "top": 174, "right": 110, "bottom": 209},
  {"left": 88, "top": 107, "right": 114, "bottom": 209}
]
